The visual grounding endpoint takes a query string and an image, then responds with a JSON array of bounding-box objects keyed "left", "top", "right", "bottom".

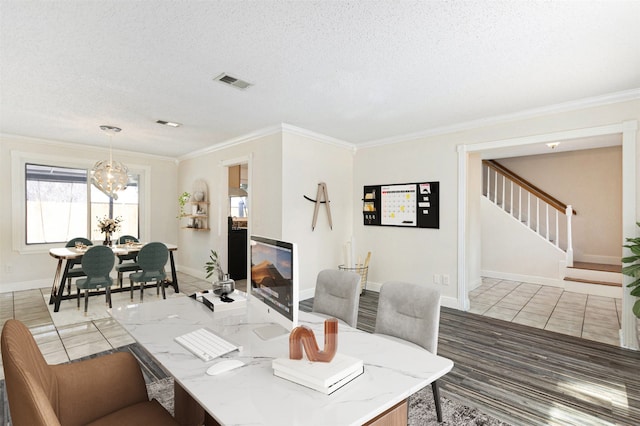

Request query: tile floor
[
  {"left": 470, "top": 277, "right": 623, "bottom": 346},
  {"left": 0, "top": 272, "right": 215, "bottom": 380},
  {"left": 0, "top": 274, "right": 623, "bottom": 380}
]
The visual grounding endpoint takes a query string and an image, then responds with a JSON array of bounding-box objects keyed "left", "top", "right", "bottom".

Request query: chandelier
[{"left": 91, "top": 125, "right": 129, "bottom": 200}]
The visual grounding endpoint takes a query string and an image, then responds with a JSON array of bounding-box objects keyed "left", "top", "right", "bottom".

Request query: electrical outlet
[
  {"left": 442, "top": 274, "right": 450, "bottom": 286},
  {"left": 433, "top": 274, "right": 441, "bottom": 285}
]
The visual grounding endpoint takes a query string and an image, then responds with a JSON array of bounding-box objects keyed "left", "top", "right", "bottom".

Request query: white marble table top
[{"left": 110, "top": 296, "right": 453, "bottom": 426}]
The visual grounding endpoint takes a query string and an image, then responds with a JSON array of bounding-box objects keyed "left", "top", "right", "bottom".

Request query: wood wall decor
[{"left": 304, "top": 182, "right": 333, "bottom": 231}]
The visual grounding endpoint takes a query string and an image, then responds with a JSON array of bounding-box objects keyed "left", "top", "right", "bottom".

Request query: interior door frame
[
  {"left": 221, "top": 155, "right": 253, "bottom": 281},
  {"left": 457, "top": 120, "right": 638, "bottom": 349}
]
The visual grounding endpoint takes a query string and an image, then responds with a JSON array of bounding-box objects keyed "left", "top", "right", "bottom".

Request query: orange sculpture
[{"left": 289, "top": 318, "right": 338, "bottom": 362}]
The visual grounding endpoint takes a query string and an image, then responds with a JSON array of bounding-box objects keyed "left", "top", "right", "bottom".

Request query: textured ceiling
[{"left": 1, "top": 1, "right": 639, "bottom": 158}]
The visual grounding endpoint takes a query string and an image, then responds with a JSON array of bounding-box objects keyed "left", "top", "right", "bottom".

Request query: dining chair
[
  {"left": 64, "top": 237, "right": 93, "bottom": 294},
  {"left": 75, "top": 245, "right": 115, "bottom": 314},
  {"left": 374, "top": 281, "right": 443, "bottom": 422},
  {"left": 115, "top": 234, "right": 141, "bottom": 287},
  {"left": 312, "top": 269, "right": 361, "bottom": 328},
  {"left": 1, "top": 319, "right": 179, "bottom": 426},
  {"left": 129, "top": 242, "right": 169, "bottom": 301}
]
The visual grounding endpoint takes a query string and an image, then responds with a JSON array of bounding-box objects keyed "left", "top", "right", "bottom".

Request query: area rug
[
  {"left": 42, "top": 287, "right": 186, "bottom": 328},
  {"left": 146, "top": 376, "right": 510, "bottom": 426},
  {"left": 2, "top": 367, "right": 510, "bottom": 426}
]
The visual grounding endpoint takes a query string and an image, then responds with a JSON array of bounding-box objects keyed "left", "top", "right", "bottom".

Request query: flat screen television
[{"left": 249, "top": 235, "right": 299, "bottom": 339}]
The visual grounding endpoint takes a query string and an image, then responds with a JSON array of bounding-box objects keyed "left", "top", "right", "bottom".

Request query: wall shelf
[{"left": 182, "top": 180, "right": 209, "bottom": 231}]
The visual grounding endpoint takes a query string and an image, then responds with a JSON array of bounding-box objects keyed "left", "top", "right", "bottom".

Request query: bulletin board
[{"left": 362, "top": 182, "right": 439, "bottom": 229}]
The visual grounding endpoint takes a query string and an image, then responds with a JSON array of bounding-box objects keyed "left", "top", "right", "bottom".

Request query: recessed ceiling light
[
  {"left": 156, "top": 120, "right": 182, "bottom": 128},
  {"left": 213, "top": 73, "right": 253, "bottom": 90},
  {"left": 546, "top": 142, "right": 560, "bottom": 149}
]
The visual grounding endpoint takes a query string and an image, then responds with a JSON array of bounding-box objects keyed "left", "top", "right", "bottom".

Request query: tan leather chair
[{"left": 1, "top": 319, "right": 179, "bottom": 426}]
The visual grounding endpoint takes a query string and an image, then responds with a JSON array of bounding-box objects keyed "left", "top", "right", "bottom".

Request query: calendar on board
[{"left": 363, "top": 182, "right": 439, "bottom": 229}]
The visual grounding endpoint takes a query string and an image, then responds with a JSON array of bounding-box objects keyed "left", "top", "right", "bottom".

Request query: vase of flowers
[{"left": 97, "top": 216, "right": 123, "bottom": 246}]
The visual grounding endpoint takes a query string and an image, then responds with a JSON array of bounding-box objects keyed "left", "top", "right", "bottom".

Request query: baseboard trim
[
  {"left": 0, "top": 278, "right": 50, "bottom": 293},
  {"left": 481, "top": 270, "right": 564, "bottom": 288}
]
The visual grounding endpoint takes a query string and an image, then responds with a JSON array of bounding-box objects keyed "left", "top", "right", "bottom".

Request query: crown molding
[
  {"left": 0, "top": 132, "right": 177, "bottom": 163},
  {"left": 179, "top": 123, "right": 356, "bottom": 162},
  {"left": 281, "top": 123, "right": 356, "bottom": 151},
  {"left": 359, "top": 88, "right": 640, "bottom": 149},
  {"left": 178, "top": 124, "right": 283, "bottom": 161}
]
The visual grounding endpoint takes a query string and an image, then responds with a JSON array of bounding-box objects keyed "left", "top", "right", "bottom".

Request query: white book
[
  {"left": 201, "top": 291, "right": 247, "bottom": 312},
  {"left": 272, "top": 353, "right": 364, "bottom": 394}
]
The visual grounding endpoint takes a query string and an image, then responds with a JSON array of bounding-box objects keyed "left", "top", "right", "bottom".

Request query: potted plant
[
  {"left": 177, "top": 191, "right": 191, "bottom": 219},
  {"left": 205, "top": 250, "right": 235, "bottom": 295},
  {"left": 205, "top": 250, "right": 224, "bottom": 281},
  {"left": 622, "top": 222, "right": 640, "bottom": 342}
]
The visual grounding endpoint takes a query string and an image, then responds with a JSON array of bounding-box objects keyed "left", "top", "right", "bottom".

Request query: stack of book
[
  {"left": 190, "top": 290, "right": 247, "bottom": 312},
  {"left": 272, "top": 353, "right": 364, "bottom": 394}
]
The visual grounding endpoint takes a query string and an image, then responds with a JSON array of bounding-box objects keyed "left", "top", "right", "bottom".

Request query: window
[
  {"left": 25, "top": 163, "right": 139, "bottom": 245},
  {"left": 90, "top": 175, "right": 139, "bottom": 240}
]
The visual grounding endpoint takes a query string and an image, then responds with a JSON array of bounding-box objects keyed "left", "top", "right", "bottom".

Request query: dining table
[{"left": 48, "top": 242, "right": 179, "bottom": 312}]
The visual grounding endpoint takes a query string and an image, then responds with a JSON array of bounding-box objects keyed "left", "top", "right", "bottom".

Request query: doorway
[
  {"left": 226, "top": 162, "right": 249, "bottom": 290},
  {"left": 457, "top": 120, "right": 638, "bottom": 349}
]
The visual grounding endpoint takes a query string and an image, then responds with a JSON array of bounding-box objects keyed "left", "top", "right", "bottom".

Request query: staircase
[
  {"left": 483, "top": 159, "right": 575, "bottom": 265},
  {"left": 564, "top": 261, "right": 622, "bottom": 298},
  {"left": 482, "top": 160, "right": 622, "bottom": 297}
]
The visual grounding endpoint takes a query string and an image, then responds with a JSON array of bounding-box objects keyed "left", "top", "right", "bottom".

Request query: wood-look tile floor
[
  {"left": 0, "top": 275, "right": 625, "bottom": 376},
  {"left": 2, "top": 274, "right": 639, "bottom": 425},
  {"left": 470, "top": 278, "right": 623, "bottom": 347}
]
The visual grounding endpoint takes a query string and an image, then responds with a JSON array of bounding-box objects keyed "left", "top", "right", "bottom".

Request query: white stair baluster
[
  {"left": 536, "top": 198, "right": 540, "bottom": 234},
  {"left": 485, "top": 164, "right": 490, "bottom": 197},
  {"left": 510, "top": 180, "right": 513, "bottom": 215},
  {"left": 527, "top": 192, "right": 531, "bottom": 228},
  {"left": 545, "top": 203, "right": 549, "bottom": 241},
  {"left": 493, "top": 168, "right": 498, "bottom": 204},
  {"left": 555, "top": 209, "right": 559, "bottom": 248},
  {"left": 566, "top": 205, "right": 574, "bottom": 267},
  {"left": 501, "top": 175, "right": 505, "bottom": 209}
]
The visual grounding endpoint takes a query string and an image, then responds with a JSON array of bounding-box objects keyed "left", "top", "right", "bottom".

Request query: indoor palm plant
[{"left": 622, "top": 222, "right": 640, "bottom": 321}]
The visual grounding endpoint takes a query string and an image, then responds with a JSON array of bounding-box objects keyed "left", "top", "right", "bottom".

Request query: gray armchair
[
  {"left": 374, "top": 281, "right": 443, "bottom": 422},
  {"left": 312, "top": 269, "right": 361, "bottom": 328}
]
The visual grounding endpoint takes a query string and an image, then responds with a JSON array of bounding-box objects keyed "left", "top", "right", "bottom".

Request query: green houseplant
[
  {"left": 204, "top": 250, "right": 224, "bottom": 282},
  {"left": 622, "top": 222, "right": 640, "bottom": 319},
  {"left": 177, "top": 191, "right": 191, "bottom": 219}
]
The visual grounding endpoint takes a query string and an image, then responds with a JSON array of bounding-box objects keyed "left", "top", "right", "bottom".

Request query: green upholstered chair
[
  {"left": 75, "top": 245, "right": 115, "bottom": 314},
  {"left": 374, "top": 281, "right": 443, "bottom": 422},
  {"left": 115, "top": 235, "right": 141, "bottom": 287},
  {"left": 129, "top": 242, "right": 169, "bottom": 301},
  {"left": 312, "top": 269, "right": 361, "bottom": 328},
  {"left": 64, "top": 237, "right": 93, "bottom": 294}
]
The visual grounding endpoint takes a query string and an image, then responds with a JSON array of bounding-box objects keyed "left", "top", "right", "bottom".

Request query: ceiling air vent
[{"left": 213, "top": 73, "right": 253, "bottom": 90}]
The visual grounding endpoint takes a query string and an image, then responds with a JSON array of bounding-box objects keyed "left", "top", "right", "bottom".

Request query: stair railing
[{"left": 483, "top": 160, "right": 576, "bottom": 267}]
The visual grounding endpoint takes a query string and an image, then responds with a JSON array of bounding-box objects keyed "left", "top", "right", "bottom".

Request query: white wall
[
  {"left": 353, "top": 98, "right": 639, "bottom": 309},
  {"left": 177, "top": 132, "right": 283, "bottom": 280},
  {"left": 282, "top": 131, "right": 354, "bottom": 299},
  {"left": 0, "top": 135, "right": 178, "bottom": 291},
  {"left": 176, "top": 128, "right": 354, "bottom": 300},
  {"left": 353, "top": 137, "right": 459, "bottom": 303},
  {"left": 498, "top": 146, "right": 622, "bottom": 264},
  {"left": 466, "top": 152, "right": 482, "bottom": 291},
  {"left": 481, "top": 197, "right": 566, "bottom": 284}
]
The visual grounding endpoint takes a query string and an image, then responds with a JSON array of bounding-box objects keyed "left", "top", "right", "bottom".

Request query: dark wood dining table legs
[{"left": 49, "top": 251, "right": 180, "bottom": 312}]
